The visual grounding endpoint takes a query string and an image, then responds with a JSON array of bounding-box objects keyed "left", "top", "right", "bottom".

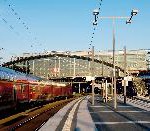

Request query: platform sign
[
  {"left": 90, "top": 83, "right": 101, "bottom": 88},
  {"left": 127, "top": 76, "right": 132, "bottom": 81},
  {"left": 122, "top": 76, "right": 132, "bottom": 86},
  {"left": 86, "top": 76, "right": 92, "bottom": 81},
  {"left": 124, "top": 76, "right": 132, "bottom": 81},
  {"left": 86, "top": 76, "right": 95, "bottom": 81}
]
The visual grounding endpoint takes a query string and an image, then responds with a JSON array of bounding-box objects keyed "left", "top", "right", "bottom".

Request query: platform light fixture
[
  {"left": 126, "top": 20, "right": 132, "bottom": 24},
  {"left": 93, "top": 21, "right": 98, "bottom": 26},
  {"left": 94, "top": 9, "right": 139, "bottom": 109},
  {"left": 131, "top": 9, "right": 138, "bottom": 16},
  {"left": 93, "top": 9, "right": 99, "bottom": 25},
  {"left": 126, "top": 9, "right": 138, "bottom": 24},
  {"left": 93, "top": 9, "right": 99, "bottom": 16}
]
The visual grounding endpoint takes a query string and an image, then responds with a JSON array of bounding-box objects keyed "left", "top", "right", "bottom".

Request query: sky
[{"left": 0, "top": 0, "right": 150, "bottom": 63}]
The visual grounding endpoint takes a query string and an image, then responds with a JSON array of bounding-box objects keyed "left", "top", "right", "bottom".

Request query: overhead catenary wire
[
  {"left": 0, "top": 0, "right": 42, "bottom": 52},
  {"left": 7, "top": 3, "right": 42, "bottom": 48},
  {"left": 0, "top": 15, "right": 19, "bottom": 35},
  {"left": 8, "top": 4, "right": 30, "bottom": 33},
  {"left": 88, "top": 0, "right": 103, "bottom": 51}
]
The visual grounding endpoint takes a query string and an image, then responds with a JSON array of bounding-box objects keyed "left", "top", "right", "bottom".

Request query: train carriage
[
  {"left": 0, "top": 80, "right": 14, "bottom": 104},
  {"left": 28, "top": 81, "right": 40, "bottom": 103},
  {"left": 0, "top": 66, "right": 73, "bottom": 111},
  {"left": 53, "top": 83, "right": 63, "bottom": 97},
  {"left": 14, "top": 80, "right": 29, "bottom": 103},
  {"left": 63, "top": 84, "right": 72, "bottom": 96},
  {"left": 40, "top": 82, "right": 54, "bottom": 101}
]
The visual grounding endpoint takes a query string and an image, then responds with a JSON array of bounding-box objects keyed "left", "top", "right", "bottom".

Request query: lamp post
[
  {"left": 93, "top": 9, "right": 99, "bottom": 26},
  {"left": 98, "top": 51, "right": 104, "bottom": 76},
  {"left": 88, "top": 51, "right": 91, "bottom": 76},
  {"left": 93, "top": 8, "right": 138, "bottom": 109},
  {"left": 91, "top": 46, "right": 95, "bottom": 105},
  {"left": 112, "top": 18, "right": 117, "bottom": 109},
  {"left": 124, "top": 46, "right": 127, "bottom": 104},
  {"left": 90, "top": 9, "right": 100, "bottom": 105},
  {"left": 101, "top": 58, "right": 104, "bottom": 77}
]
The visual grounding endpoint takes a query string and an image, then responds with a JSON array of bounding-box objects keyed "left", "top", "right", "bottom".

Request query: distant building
[
  {"left": 70, "top": 49, "right": 148, "bottom": 74},
  {"left": 147, "top": 50, "right": 150, "bottom": 70},
  {"left": 97, "top": 49, "right": 148, "bottom": 74}
]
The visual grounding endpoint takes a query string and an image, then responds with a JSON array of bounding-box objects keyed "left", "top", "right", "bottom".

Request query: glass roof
[{"left": 0, "top": 66, "right": 42, "bottom": 81}]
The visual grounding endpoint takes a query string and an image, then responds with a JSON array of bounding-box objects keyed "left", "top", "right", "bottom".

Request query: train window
[
  {"left": 32, "top": 86, "right": 36, "bottom": 92},
  {"left": 16, "top": 84, "right": 21, "bottom": 91},
  {"left": 37, "top": 86, "right": 40, "bottom": 92},
  {"left": 30, "top": 85, "right": 36, "bottom": 92},
  {"left": 21, "top": 84, "right": 25, "bottom": 93},
  {"left": 30, "top": 86, "right": 33, "bottom": 92}
]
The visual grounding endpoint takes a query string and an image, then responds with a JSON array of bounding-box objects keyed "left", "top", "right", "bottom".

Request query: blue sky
[{"left": 0, "top": 0, "right": 150, "bottom": 63}]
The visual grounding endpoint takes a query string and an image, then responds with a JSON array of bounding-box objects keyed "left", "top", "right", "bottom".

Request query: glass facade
[{"left": 9, "top": 49, "right": 149, "bottom": 78}]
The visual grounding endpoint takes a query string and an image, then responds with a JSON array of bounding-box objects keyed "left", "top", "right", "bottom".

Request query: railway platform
[
  {"left": 39, "top": 96, "right": 96, "bottom": 131},
  {"left": 39, "top": 95, "right": 150, "bottom": 131}
]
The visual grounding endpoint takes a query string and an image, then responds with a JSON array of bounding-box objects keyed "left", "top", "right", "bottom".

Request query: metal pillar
[
  {"left": 102, "top": 79, "right": 105, "bottom": 99},
  {"left": 92, "top": 46, "right": 95, "bottom": 105},
  {"left": 105, "top": 79, "right": 108, "bottom": 103},
  {"left": 89, "top": 60, "right": 91, "bottom": 76},
  {"left": 97, "top": 14, "right": 138, "bottom": 109},
  {"left": 88, "top": 50, "right": 91, "bottom": 76},
  {"left": 124, "top": 46, "right": 127, "bottom": 104},
  {"left": 102, "top": 59, "right": 104, "bottom": 76},
  {"left": 79, "top": 83, "right": 81, "bottom": 94},
  {"left": 113, "top": 18, "right": 117, "bottom": 109},
  {"left": 111, "top": 77, "right": 113, "bottom": 96},
  {"left": 73, "top": 58, "right": 76, "bottom": 77}
]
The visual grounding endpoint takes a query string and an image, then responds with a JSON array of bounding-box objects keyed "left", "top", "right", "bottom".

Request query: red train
[{"left": 0, "top": 67, "right": 72, "bottom": 111}]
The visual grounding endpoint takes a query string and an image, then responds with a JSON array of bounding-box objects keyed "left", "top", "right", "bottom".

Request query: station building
[{"left": 9, "top": 49, "right": 150, "bottom": 79}]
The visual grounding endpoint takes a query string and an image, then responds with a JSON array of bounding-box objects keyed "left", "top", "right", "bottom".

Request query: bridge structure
[{"left": 2, "top": 52, "right": 125, "bottom": 79}]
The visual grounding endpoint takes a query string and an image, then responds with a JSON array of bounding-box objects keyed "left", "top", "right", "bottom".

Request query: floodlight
[
  {"left": 93, "top": 21, "right": 98, "bottom": 26},
  {"left": 126, "top": 20, "right": 131, "bottom": 24},
  {"left": 131, "top": 9, "right": 138, "bottom": 16},
  {"left": 93, "top": 9, "right": 99, "bottom": 15}
]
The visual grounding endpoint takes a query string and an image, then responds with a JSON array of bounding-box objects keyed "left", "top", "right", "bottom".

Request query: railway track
[
  {"left": 117, "top": 95, "right": 150, "bottom": 111},
  {"left": 0, "top": 98, "right": 76, "bottom": 131}
]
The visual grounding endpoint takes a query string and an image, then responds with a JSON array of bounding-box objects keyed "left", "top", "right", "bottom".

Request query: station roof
[{"left": 0, "top": 66, "right": 42, "bottom": 81}]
